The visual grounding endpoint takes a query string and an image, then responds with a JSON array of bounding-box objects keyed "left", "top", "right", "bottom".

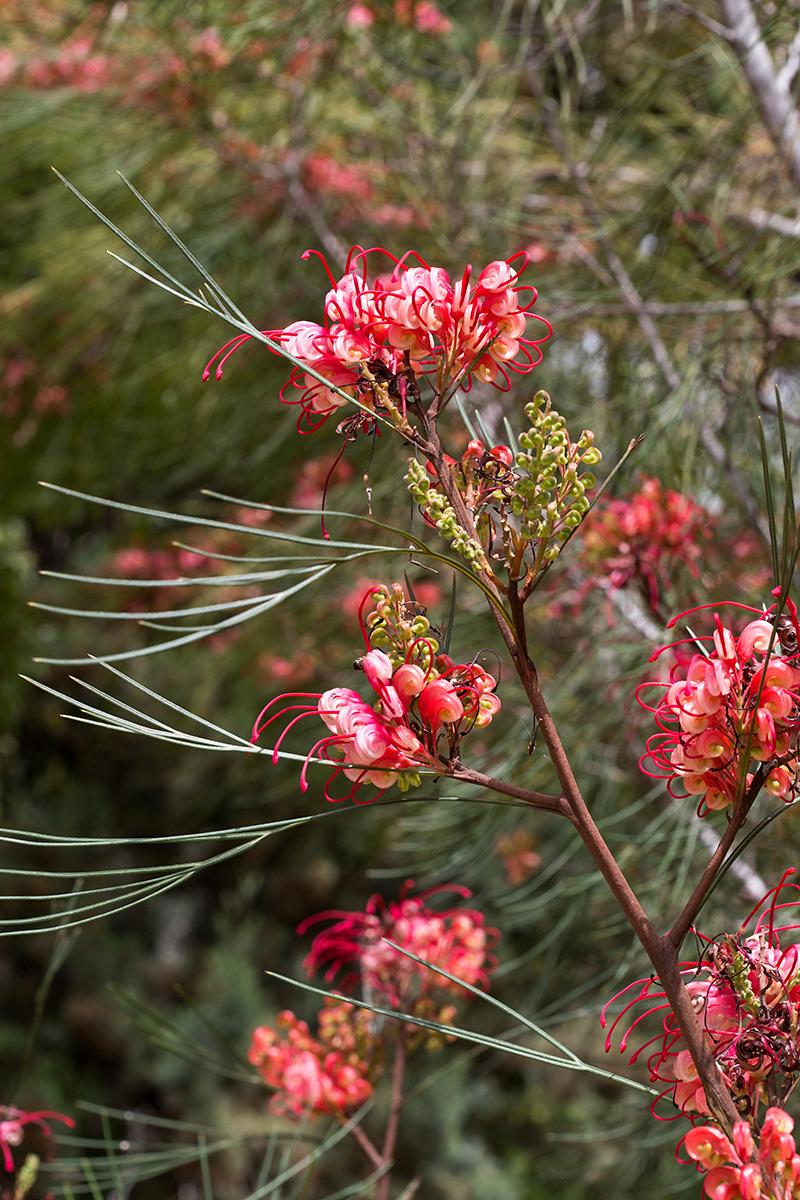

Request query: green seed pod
[
  {"left": 371, "top": 630, "right": 390, "bottom": 646},
  {"left": 582, "top": 447, "right": 602, "bottom": 465}
]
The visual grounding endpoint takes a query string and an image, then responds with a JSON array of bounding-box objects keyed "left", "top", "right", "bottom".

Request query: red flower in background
[
  {"left": 575, "top": 476, "right": 712, "bottom": 615},
  {"left": 248, "top": 1000, "right": 377, "bottom": 1119},
  {"left": 298, "top": 881, "right": 498, "bottom": 1009}
]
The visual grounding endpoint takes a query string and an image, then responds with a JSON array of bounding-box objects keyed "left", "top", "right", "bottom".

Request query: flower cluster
[
  {"left": 640, "top": 603, "right": 800, "bottom": 816},
  {"left": 684, "top": 1108, "right": 800, "bottom": 1200},
  {"left": 253, "top": 582, "right": 501, "bottom": 801},
  {"left": 0, "top": 1106, "right": 74, "bottom": 1174},
  {"left": 249, "top": 884, "right": 496, "bottom": 1120},
  {"left": 248, "top": 999, "right": 377, "bottom": 1119},
  {"left": 603, "top": 873, "right": 800, "bottom": 1122},
  {"left": 204, "top": 248, "right": 551, "bottom": 432},
  {"left": 574, "top": 475, "right": 712, "bottom": 614},
  {"left": 407, "top": 392, "right": 600, "bottom": 583},
  {"left": 347, "top": 0, "right": 453, "bottom": 35},
  {"left": 298, "top": 881, "right": 498, "bottom": 1020}
]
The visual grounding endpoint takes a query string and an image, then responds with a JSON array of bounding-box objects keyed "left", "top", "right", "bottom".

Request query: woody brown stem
[
  {"left": 416, "top": 411, "right": 741, "bottom": 1134},
  {"left": 449, "top": 763, "right": 568, "bottom": 815}
]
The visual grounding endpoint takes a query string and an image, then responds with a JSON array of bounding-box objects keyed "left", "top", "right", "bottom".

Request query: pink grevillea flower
[
  {"left": 297, "top": 881, "right": 499, "bottom": 1011},
  {"left": 574, "top": 475, "right": 712, "bottom": 615},
  {"left": 248, "top": 999, "right": 376, "bottom": 1119},
  {"left": 252, "top": 583, "right": 501, "bottom": 802},
  {"left": 203, "top": 247, "right": 551, "bottom": 433},
  {"left": 681, "top": 1108, "right": 800, "bottom": 1199},
  {"left": 0, "top": 1106, "right": 75, "bottom": 1173},
  {"left": 639, "top": 598, "right": 800, "bottom": 817},
  {"left": 602, "top": 871, "right": 800, "bottom": 1123}
]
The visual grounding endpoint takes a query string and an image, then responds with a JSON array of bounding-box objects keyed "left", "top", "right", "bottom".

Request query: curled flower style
[
  {"left": 574, "top": 475, "right": 712, "bottom": 615},
  {"left": 252, "top": 582, "right": 501, "bottom": 802},
  {"left": 682, "top": 1107, "right": 800, "bottom": 1200},
  {"left": 0, "top": 1106, "right": 75, "bottom": 1173},
  {"left": 203, "top": 246, "right": 551, "bottom": 432},
  {"left": 602, "top": 872, "right": 800, "bottom": 1123},
  {"left": 297, "top": 880, "right": 499, "bottom": 1015},
  {"left": 248, "top": 998, "right": 378, "bottom": 1119},
  {"left": 639, "top": 599, "right": 800, "bottom": 817}
]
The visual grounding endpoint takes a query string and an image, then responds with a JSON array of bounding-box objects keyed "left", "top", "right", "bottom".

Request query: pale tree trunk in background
[{"left": 718, "top": 0, "right": 800, "bottom": 193}]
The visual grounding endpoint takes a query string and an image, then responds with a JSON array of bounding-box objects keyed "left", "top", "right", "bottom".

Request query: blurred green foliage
[{"left": 3, "top": 0, "right": 800, "bottom": 1197}]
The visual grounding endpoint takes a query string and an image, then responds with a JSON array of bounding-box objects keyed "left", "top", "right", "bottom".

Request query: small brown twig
[{"left": 376, "top": 1035, "right": 407, "bottom": 1200}]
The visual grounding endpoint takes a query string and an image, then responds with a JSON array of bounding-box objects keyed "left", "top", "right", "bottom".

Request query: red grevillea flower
[
  {"left": 575, "top": 475, "right": 712, "bottom": 614},
  {"left": 639, "top": 598, "right": 800, "bottom": 817},
  {"left": 297, "top": 881, "right": 499, "bottom": 1010},
  {"left": 252, "top": 583, "right": 501, "bottom": 803},
  {"left": 248, "top": 999, "right": 377, "bottom": 1119},
  {"left": 681, "top": 1108, "right": 800, "bottom": 1199},
  {"left": 0, "top": 1106, "right": 75, "bottom": 1173},
  {"left": 203, "top": 247, "right": 551, "bottom": 432},
  {"left": 602, "top": 871, "right": 800, "bottom": 1123}
]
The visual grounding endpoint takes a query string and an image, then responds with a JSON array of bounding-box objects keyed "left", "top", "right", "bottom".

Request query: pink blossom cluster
[
  {"left": 253, "top": 583, "right": 501, "bottom": 801},
  {"left": 298, "top": 881, "right": 498, "bottom": 1010},
  {"left": 0, "top": 1106, "right": 74, "bottom": 1173},
  {"left": 346, "top": 0, "right": 453, "bottom": 34},
  {"left": 204, "top": 248, "right": 551, "bottom": 432},
  {"left": 248, "top": 1000, "right": 375, "bottom": 1119},
  {"left": 684, "top": 1108, "right": 800, "bottom": 1200},
  {"left": 603, "top": 873, "right": 800, "bottom": 1122},
  {"left": 253, "top": 580, "right": 496, "bottom": 796},
  {"left": 305, "top": 154, "right": 375, "bottom": 201},
  {"left": 575, "top": 475, "right": 711, "bottom": 614},
  {"left": 640, "top": 603, "right": 800, "bottom": 816},
  {"left": 21, "top": 37, "right": 114, "bottom": 91}
]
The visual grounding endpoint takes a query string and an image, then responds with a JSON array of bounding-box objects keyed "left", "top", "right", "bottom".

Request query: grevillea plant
[
  {"left": 23, "top": 173, "right": 800, "bottom": 1198},
  {"left": 248, "top": 885, "right": 496, "bottom": 1179}
]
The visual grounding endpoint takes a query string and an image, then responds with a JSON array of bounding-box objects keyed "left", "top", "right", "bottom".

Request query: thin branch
[
  {"left": 349, "top": 1122, "right": 384, "bottom": 1171},
  {"left": 376, "top": 1036, "right": 406, "bottom": 1200},
  {"left": 450, "top": 765, "right": 568, "bottom": 815}
]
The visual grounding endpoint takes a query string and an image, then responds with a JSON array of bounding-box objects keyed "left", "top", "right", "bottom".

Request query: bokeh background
[{"left": 3, "top": 1, "right": 800, "bottom": 1196}]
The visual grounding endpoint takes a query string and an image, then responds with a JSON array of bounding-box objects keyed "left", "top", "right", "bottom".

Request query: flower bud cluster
[
  {"left": 603, "top": 876, "right": 800, "bottom": 1123},
  {"left": 641, "top": 608, "right": 800, "bottom": 816},
  {"left": 364, "top": 581, "right": 437, "bottom": 666},
  {"left": 253, "top": 583, "right": 501, "bottom": 802},
  {"left": 248, "top": 999, "right": 377, "bottom": 1119},
  {"left": 512, "top": 392, "right": 599, "bottom": 562},
  {"left": 204, "top": 247, "right": 552, "bottom": 432},
  {"left": 405, "top": 458, "right": 488, "bottom": 569},
  {"left": 684, "top": 1108, "right": 800, "bottom": 1200},
  {"left": 411, "top": 393, "right": 600, "bottom": 585}
]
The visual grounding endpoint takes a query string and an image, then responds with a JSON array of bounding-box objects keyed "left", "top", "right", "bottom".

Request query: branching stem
[{"left": 418, "top": 410, "right": 741, "bottom": 1134}]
